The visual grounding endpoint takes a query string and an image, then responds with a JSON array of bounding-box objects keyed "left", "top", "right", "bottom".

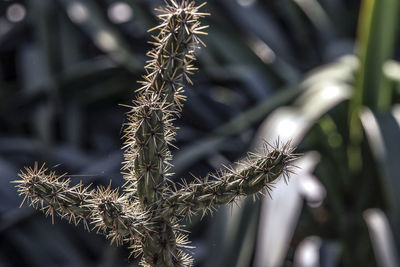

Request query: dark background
[{"left": 1, "top": 0, "right": 400, "bottom": 266}]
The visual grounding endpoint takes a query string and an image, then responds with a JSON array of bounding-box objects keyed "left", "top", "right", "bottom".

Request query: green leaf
[
  {"left": 360, "top": 107, "right": 400, "bottom": 223},
  {"left": 348, "top": 0, "right": 399, "bottom": 172}
]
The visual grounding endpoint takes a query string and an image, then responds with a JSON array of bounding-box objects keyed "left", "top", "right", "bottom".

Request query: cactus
[{"left": 13, "top": 1, "right": 296, "bottom": 266}]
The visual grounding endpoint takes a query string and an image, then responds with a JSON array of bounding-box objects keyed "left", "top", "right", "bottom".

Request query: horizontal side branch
[
  {"left": 14, "top": 163, "right": 150, "bottom": 246},
  {"left": 159, "top": 142, "right": 297, "bottom": 218}
]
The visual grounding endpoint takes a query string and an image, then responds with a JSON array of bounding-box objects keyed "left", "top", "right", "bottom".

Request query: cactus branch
[
  {"left": 120, "top": 1, "right": 210, "bottom": 265},
  {"left": 159, "top": 142, "right": 297, "bottom": 218},
  {"left": 122, "top": 0, "right": 209, "bottom": 208},
  {"left": 14, "top": 163, "right": 93, "bottom": 227},
  {"left": 14, "top": 163, "right": 150, "bottom": 246}
]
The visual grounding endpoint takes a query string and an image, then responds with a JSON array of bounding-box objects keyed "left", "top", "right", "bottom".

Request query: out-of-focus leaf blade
[
  {"left": 364, "top": 209, "right": 400, "bottom": 267},
  {"left": 253, "top": 55, "right": 355, "bottom": 267},
  {"left": 360, "top": 107, "right": 400, "bottom": 222},
  {"left": 58, "top": 0, "right": 141, "bottom": 72},
  {"left": 293, "top": 236, "right": 322, "bottom": 267},
  {"left": 172, "top": 85, "right": 303, "bottom": 175},
  {"left": 348, "top": 0, "right": 399, "bottom": 173},
  {"left": 254, "top": 59, "right": 354, "bottom": 147},
  {"left": 254, "top": 153, "right": 321, "bottom": 267},
  {"left": 352, "top": 0, "right": 399, "bottom": 111}
]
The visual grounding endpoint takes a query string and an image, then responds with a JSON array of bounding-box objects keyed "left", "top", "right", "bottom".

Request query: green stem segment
[
  {"left": 159, "top": 144, "right": 295, "bottom": 218},
  {"left": 15, "top": 163, "right": 93, "bottom": 226},
  {"left": 15, "top": 163, "right": 148, "bottom": 246},
  {"left": 122, "top": 2, "right": 208, "bottom": 209},
  {"left": 122, "top": 2, "right": 209, "bottom": 266}
]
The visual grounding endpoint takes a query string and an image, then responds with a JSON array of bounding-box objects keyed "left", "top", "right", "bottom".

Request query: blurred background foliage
[{"left": 1, "top": 0, "right": 400, "bottom": 266}]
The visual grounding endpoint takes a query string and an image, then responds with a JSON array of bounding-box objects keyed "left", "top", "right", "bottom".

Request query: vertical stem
[
  {"left": 122, "top": 2, "right": 209, "bottom": 266},
  {"left": 348, "top": 0, "right": 399, "bottom": 173}
]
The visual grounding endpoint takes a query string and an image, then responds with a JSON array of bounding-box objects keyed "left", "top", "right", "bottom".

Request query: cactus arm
[
  {"left": 159, "top": 143, "right": 297, "bottom": 217},
  {"left": 121, "top": 1, "right": 209, "bottom": 266},
  {"left": 14, "top": 163, "right": 93, "bottom": 226},
  {"left": 122, "top": 1, "right": 209, "bottom": 207},
  {"left": 14, "top": 163, "right": 149, "bottom": 246}
]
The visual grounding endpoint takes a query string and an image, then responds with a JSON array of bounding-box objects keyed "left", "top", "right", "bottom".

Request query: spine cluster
[
  {"left": 122, "top": 1, "right": 208, "bottom": 207},
  {"left": 14, "top": 163, "right": 149, "bottom": 248},
  {"left": 14, "top": 1, "right": 296, "bottom": 266},
  {"left": 160, "top": 142, "right": 295, "bottom": 218}
]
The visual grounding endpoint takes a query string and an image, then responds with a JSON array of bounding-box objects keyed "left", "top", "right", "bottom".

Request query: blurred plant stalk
[{"left": 349, "top": 0, "right": 399, "bottom": 173}]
